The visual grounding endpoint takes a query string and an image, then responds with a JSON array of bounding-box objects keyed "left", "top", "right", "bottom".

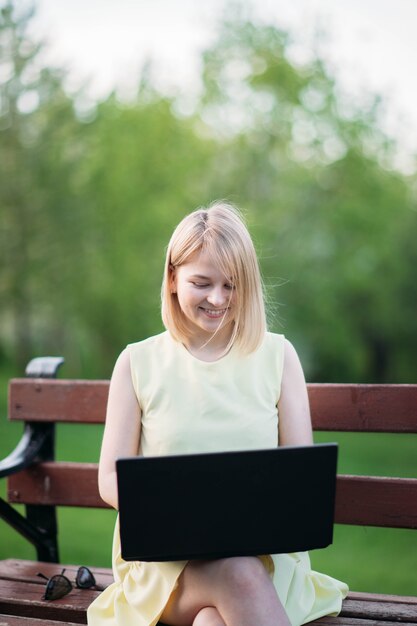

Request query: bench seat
[
  {"left": 0, "top": 559, "right": 110, "bottom": 624},
  {"left": 0, "top": 559, "right": 416, "bottom": 625}
]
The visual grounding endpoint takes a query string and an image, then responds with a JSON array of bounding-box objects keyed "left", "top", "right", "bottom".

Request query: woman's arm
[
  {"left": 98, "top": 347, "right": 141, "bottom": 509},
  {"left": 278, "top": 339, "right": 313, "bottom": 446}
]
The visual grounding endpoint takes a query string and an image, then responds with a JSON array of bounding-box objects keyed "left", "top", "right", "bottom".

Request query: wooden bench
[{"left": 0, "top": 357, "right": 416, "bottom": 625}]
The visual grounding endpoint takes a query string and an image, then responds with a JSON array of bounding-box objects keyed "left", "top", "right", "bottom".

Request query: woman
[{"left": 88, "top": 201, "right": 348, "bottom": 626}]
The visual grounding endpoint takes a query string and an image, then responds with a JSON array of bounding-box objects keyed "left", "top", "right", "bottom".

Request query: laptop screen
[{"left": 117, "top": 443, "right": 338, "bottom": 562}]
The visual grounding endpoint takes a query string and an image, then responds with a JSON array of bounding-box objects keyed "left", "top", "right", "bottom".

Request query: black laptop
[{"left": 116, "top": 443, "right": 338, "bottom": 562}]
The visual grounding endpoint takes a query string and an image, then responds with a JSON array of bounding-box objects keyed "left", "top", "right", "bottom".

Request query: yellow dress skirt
[{"left": 87, "top": 517, "right": 347, "bottom": 626}]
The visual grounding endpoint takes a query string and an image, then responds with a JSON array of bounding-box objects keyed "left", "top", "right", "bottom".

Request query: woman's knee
[{"left": 216, "top": 556, "right": 271, "bottom": 597}]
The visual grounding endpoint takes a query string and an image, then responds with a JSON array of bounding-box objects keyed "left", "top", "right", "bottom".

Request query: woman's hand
[
  {"left": 278, "top": 339, "right": 313, "bottom": 447},
  {"left": 98, "top": 347, "right": 141, "bottom": 509}
]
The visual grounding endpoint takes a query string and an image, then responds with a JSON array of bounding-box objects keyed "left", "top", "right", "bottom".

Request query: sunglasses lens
[
  {"left": 44, "top": 574, "right": 72, "bottom": 600},
  {"left": 76, "top": 566, "right": 96, "bottom": 589}
]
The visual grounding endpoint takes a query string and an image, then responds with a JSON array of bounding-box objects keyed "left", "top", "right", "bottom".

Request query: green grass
[{"left": 0, "top": 374, "right": 416, "bottom": 595}]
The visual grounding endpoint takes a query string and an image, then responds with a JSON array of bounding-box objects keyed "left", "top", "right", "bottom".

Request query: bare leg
[
  {"left": 192, "top": 607, "right": 226, "bottom": 626},
  {"left": 160, "top": 556, "right": 291, "bottom": 626}
]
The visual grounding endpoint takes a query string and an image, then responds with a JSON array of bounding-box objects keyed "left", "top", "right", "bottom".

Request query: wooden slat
[
  {"left": 0, "top": 559, "right": 113, "bottom": 589},
  {"left": 340, "top": 596, "right": 417, "bottom": 622},
  {"left": 0, "top": 560, "right": 112, "bottom": 625},
  {"left": 0, "top": 615, "right": 83, "bottom": 625},
  {"left": 335, "top": 475, "right": 417, "bottom": 528},
  {"left": 348, "top": 591, "right": 417, "bottom": 604},
  {"left": 7, "top": 463, "right": 108, "bottom": 509},
  {"left": 8, "top": 464, "right": 417, "bottom": 528},
  {"left": 308, "top": 384, "right": 417, "bottom": 433},
  {"left": 9, "top": 380, "right": 417, "bottom": 433},
  {"left": 316, "top": 615, "right": 416, "bottom": 626},
  {"left": 9, "top": 380, "right": 108, "bottom": 424},
  {"left": 0, "top": 578, "right": 93, "bottom": 624},
  {"left": 309, "top": 615, "right": 416, "bottom": 626}
]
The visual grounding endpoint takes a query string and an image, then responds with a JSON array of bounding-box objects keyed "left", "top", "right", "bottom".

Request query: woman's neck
[{"left": 183, "top": 327, "right": 234, "bottom": 362}]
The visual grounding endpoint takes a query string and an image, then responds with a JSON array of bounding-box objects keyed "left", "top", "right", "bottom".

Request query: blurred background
[{"left": 1, "top": 0, "right": 416, "bottom": 595}]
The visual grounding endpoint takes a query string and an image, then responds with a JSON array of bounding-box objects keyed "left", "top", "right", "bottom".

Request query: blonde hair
[{"left": 161, "top": 201, "right": 267, "bottom": 355}]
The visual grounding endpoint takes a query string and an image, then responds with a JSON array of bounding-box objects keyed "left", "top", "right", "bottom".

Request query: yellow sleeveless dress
[{"left": 87, "top": 331, "right": 348, "bottom": 626}]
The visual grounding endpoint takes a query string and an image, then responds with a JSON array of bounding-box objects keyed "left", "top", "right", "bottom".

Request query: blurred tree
[
  {"left": 0, "top": 2, "right": 85, "bottom": 369},
  {"left": 0, "top": 1, "right": 416, "bottom": 382},
  {"left": 194, "top": 12, "right": 417, "bottom": 382},
  {"left": 71, "top": 87, "right": 217, "bottom": 374},
  {"left": 0, "top": 4, "right": 215, "bottom": 376}
]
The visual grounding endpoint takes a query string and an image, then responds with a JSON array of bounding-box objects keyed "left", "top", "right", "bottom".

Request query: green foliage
[
  {"left": 194, "top": 12, "right": 417, "bottom": 382},
  {"left": 0, "top": 2, "right": 89, "bottom": 370},
  {"left": 1, "top": 2, "right": 416, "bottom": 380},
  {"left": 70, "top": 94, "right": 217, "bottom": 374}
]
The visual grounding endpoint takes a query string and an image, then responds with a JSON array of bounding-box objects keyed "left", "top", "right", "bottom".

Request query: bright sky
[{"left": 26, "top": 0, "right": 417, "bottom": 172}]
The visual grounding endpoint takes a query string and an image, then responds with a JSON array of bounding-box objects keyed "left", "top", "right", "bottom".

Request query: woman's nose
[{"left": 206, "top": 286, "right": 227, "bottom": 307}]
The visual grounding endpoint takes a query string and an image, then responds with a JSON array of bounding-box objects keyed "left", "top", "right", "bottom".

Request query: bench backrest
[{"left": 7, "top": 379, "right": 417, "bottom": 529}]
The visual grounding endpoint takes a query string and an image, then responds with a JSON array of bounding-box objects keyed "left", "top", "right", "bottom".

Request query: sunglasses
[{"left": 37, "top": 566, "right": 104, "bottom": 600}]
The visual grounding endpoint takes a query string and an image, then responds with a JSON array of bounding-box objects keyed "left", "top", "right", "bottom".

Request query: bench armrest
[
  {"left": 0, "top": 355, "right": 64, "bottom": 479},
  {"left": 0, "top": 422, "right": 54, "bottom": 479},
  {"left": 25, "top": 356, "right": 64, "bottom": 378}
]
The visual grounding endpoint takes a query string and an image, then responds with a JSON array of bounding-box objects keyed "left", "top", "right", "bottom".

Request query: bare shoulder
[
  {"left": 107, "top": 346, "right": 138, "bottom": 411},
  {"left": 283, "top": 337, "right": 298, "bottom": 359},
  {"left": 115, "top": 345, "right": 131, "bottom": 368},
  {"left": 282, "top": 338, "right": 305, "bottom": 381},
  {"left": 112, "top": 346, "right": 131, "bottom": 376}
]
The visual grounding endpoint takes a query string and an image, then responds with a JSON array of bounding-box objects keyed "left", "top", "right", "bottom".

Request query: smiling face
[
  {"left": 162, "top": 203, "right": 267, "bottom": 356},
  {"left": 171, "top": 248, "right": 236, "bottom": 347}
]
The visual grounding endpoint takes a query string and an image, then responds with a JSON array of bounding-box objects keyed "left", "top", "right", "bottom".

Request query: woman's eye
[
  {"left": 225, "top": 284, "right": 234, "bottom": 290},
  {"left": 193, "top": 283, "right": 209, "bottom": 288}
]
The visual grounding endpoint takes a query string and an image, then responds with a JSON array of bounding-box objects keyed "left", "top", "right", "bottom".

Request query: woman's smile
[{"left": 199, "top": 306, "right": 229, "bottom": 319}]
